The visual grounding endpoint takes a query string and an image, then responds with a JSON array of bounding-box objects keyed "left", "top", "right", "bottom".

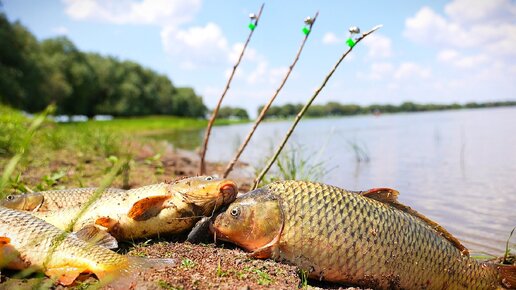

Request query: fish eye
[
  {"left": 6, "top": 195, "right": 15, "bottom": 201},
  {"left": 230, "top": 206, "right": 240, "bottom": 217},
  {"left": 205, "top": 176, "right": 213, "bottom": 181}
]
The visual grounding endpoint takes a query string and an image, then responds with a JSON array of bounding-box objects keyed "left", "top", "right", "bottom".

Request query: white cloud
[
  {"left": 444, "top": 0, "right": 516, "bottom": 24},
  {"left": 322, "top": 32, "right": 341, "bottom": 45},
  {"left": 363, "top": 34, "right": 392, "bottom": 59},
  {"left": 358, "top": 62, "right": 394, "bottom": 80},
  {"left": 228, "top": 43, "right": 259, "bottom": 63},
  {"left": 161, "top": 23, "right": 229, "bottom": 69},
  {"left": 394, "top": 62, "right": 431, "bottom": 80},
  {"left": 403, "top": 0, "right": 515, "bottom": 96},
  {"left": 437, "top": 49, "right": 459, "bottom": 62},
  {"left": 404, "top": 2, "right": 516, "bottom": 53},
  {"left": 63, "top": 0, "right": 201, "bottom": 26},
  {"left": 359, "top": 62, "right": 429, "bottom": 81},
  {"left": 53, "top": 26, "right": 69, "bottom": 35},
  {"left": 437, "top": 50, "right": 489, "bottom": 69}
]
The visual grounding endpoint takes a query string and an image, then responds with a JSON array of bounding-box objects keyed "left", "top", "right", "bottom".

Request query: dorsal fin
[
  {"left": 360, "top": 187, "right": 399, "bottom": 203},
  {"left": 358, "top": 188, "right": 470, "bottom": 256}
]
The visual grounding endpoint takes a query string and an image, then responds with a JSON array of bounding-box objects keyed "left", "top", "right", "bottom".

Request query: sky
[{"left": 3, "top": 0, "right": 516, "bottom": 117}]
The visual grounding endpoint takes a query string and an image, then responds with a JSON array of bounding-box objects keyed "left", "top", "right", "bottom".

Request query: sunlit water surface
[{"left": 163, "top": 107, "right": 516, "bottom": 255}]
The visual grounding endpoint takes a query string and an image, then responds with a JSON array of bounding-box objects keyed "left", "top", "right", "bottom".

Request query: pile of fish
[
  {"left": 1, "top": 177, "right": 515, "bottom": 289},
  {"left": 0, "top": 176, "right": 237, "bottom": 287}
]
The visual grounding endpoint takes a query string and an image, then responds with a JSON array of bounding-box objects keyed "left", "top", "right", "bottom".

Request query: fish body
[
  {"left": 0, "top": 206, "right": 173, "bottom": 286},
  {"left": 213, "top": 180, "right": 515, "bottom": 289},
  {"left": 0, "top": 188, "right": 125, "bottom": 211},
  {"left": 33, "top": 176, "right": 237, "bottom": 240}
]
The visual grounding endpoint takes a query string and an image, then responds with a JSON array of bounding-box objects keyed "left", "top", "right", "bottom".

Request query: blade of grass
[
  {"left": 253, "top": 25, "right": 383, "bottom": 189},
  {"left": 0, "top": 105, "right": 55, "bottom": 195},
  {"left": 503, "top": 226, "right": 516, "bottom": 264},
  {"left": 199, "top": 3, "right": 265, "bottom": 175},
  {"left": 223, "top": 11, "right": 319, "bottom": 178}
]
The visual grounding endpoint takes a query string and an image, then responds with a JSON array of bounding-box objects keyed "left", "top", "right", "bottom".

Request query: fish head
[
  {"left": 0, "top": 193, "right": 44, "bottom": 211},
  {"left": 172, "top": 176, "right": 238, "bottom": 211},
  {"left": 211, "top": 188, "right": 283, "bottom": 255}
]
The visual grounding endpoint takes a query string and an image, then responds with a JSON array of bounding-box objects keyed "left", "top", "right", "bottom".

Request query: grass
[
  {"left": 215, "top": 259, "right": 229, "bottom": 277},
  {"left": 347, "top": 139, "right": 370, "bottom": 163},
  {"left": 0, "top": 106, "right": 245, "bottom": 195},
  {"left": 259, "top": 142, "right": 331, "bottom": 185},
  {"left": 298, "top": 269, "right": 309, "bottom": 289},
  {"left": 157, "top": 280, "right": 183, "bottom": 290},
  {"left": 253, "top": 268, "right": 273, "bottom": 286},
  {"left": 503, "top": 226, "right": 516, "bottom": 264},
  {"left": 180, "top": 258, "right": 195, "bottom": 269},
  {"left": 63, "top": 115, "right": 245, "bottom": 133}
]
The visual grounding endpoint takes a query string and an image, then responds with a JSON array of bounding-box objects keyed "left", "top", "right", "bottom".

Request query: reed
[
  {"left": 223, "top": 12, "right": 319, "bottom": 178},
  {"left": 199, "top": 3, "right": 265, "bottom": 175},
  {"left": 253, "top": 25, "right": 383, "bottom": 189}
]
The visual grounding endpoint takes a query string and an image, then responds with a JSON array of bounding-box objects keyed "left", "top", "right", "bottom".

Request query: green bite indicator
[
  {"left": 302, "top": 27, "right": 310, "bottom": 36},
  {"left": 248, "top": 23, "right": 256, "bottom": 31},
  {"left": 346, "top": 38, "right": 356, "bottom": 48}
]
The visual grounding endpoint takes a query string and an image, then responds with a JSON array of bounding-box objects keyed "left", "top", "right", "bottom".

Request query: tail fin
[
  {"left": 95, "top": 257, "right": 176, "bottom": 290},
  {"left": 498, "top": 264, "right": 516, "bottom": 289}
]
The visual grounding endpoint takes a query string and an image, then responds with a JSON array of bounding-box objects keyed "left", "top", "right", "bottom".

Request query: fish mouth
[
  {"left": 209, "top": 219, "right": 230, "bottom": 243},
  {"left": 218, "top": 181, "right": 238, "bottom": 203}
]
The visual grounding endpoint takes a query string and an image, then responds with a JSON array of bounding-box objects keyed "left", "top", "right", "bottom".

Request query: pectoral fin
[
  {"left": 95, "top": 217, "right": 118, "bottom": 230},
  {"left": 74, "top": 225, "right": 118, "bottom": 249},
  {"left": 46, "top": 266, "right": 85, "bottom": 285},
  {"left": 0, "top": 237, "right": 10, "bottom": 245},
  {"left": 0, "top": 237, "right": 29, "bottom": 270},
  {"left": 127, "top": 195, "right": 171, "bottom": 221}
]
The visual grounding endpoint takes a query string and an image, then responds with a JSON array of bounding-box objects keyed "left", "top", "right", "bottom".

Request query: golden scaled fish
[
  {"left": 0, "top": 206, "right": 174, "bottom": 287},
  {"left": 212, "top": 180, "right": 516, "bottom": 289},
  {"left": 33, "top": 176, "right": 238, "bottom": 240},
  {"left": 0, "top": 188, "right": 125, "bottom": 211}
]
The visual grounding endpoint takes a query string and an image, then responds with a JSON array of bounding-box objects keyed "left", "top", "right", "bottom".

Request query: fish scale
[
  {"left": 0, "top": 188, "right": 125, "bottom": 211},
  {"left": 270, "top": 181, "right": 499, "bottom": 289},
  {"left": 32, "top": 177, "right": 237, "bottom": 240},
  {"left": 0, "top": 206, "right": 127, "bottom": 274}
]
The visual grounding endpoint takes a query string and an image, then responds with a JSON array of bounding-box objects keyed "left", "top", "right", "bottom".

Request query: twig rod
[
  {"left": 199, "top": 3, "right": 265, "bottom": 175},
  {"left": 223, "top": 11, "right": 319, "bottom": 178},
  {"left": 252, "top": 25, "right": 383, "bottom": 189}
]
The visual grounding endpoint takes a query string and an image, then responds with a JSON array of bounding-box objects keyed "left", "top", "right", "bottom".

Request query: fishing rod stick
[
  {"left": 199, "top": 3, "right": 265, "bottom": 175},
  {"left": 253, "top": 24, "right": 383, "bottom": 189},
  {"left": 223, "top": 12, "right": 319, "bottom": 178}
]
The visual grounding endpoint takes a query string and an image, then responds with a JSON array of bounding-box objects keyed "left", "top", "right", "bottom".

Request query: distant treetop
[{"left": 0, "top": 13, "right": 206, "bottom": 118}]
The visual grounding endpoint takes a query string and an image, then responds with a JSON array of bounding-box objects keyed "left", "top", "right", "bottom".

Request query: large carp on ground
[
  {"left": 0, "top": 206, "right": 174, "bottom": 287},
  {"left": 32, "top": 176, "right": 237, "bottom": 240},
  {"left": 0, "top": 187, "right": 125, "bottom": 212},
  {"left": 212, "top": 180, "right": 516, "bottom": 289}
]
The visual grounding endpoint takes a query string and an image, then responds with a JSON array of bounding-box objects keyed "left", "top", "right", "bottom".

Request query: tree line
[
  {"left": 259, "top": 100, "right": 516, "bottom": 119},
  {"left": 0, "top": 13, "right": 206, "bottom": 117}
]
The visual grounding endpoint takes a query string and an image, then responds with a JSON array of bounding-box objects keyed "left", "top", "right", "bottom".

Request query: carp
[
  {"left": 0, "top": 187, "right": 125, "bottom": 211},
  {"left": 33, "top": 176, "right": 237, "bottom": 240},
  {"left": 212, "top": 180, "right": 516, "bottom": 289},
  {"left": 0, "top": 206, "right": 174, "bottom": 287}
]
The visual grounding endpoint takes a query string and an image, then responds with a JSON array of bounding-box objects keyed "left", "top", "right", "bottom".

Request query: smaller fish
[
  {"left": 33, "top": 176, "right": 238, "bottom": 240},
  {"left": 0, "top": 187, "right": 125, "bottom": 211},
  {"left": 0, "top": 206, "right": 174, "bottom": 287}
]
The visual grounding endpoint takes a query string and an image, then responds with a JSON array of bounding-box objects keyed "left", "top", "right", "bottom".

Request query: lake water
[{"left": 164, "top": 107, "right": 516, "bottom": 255}]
